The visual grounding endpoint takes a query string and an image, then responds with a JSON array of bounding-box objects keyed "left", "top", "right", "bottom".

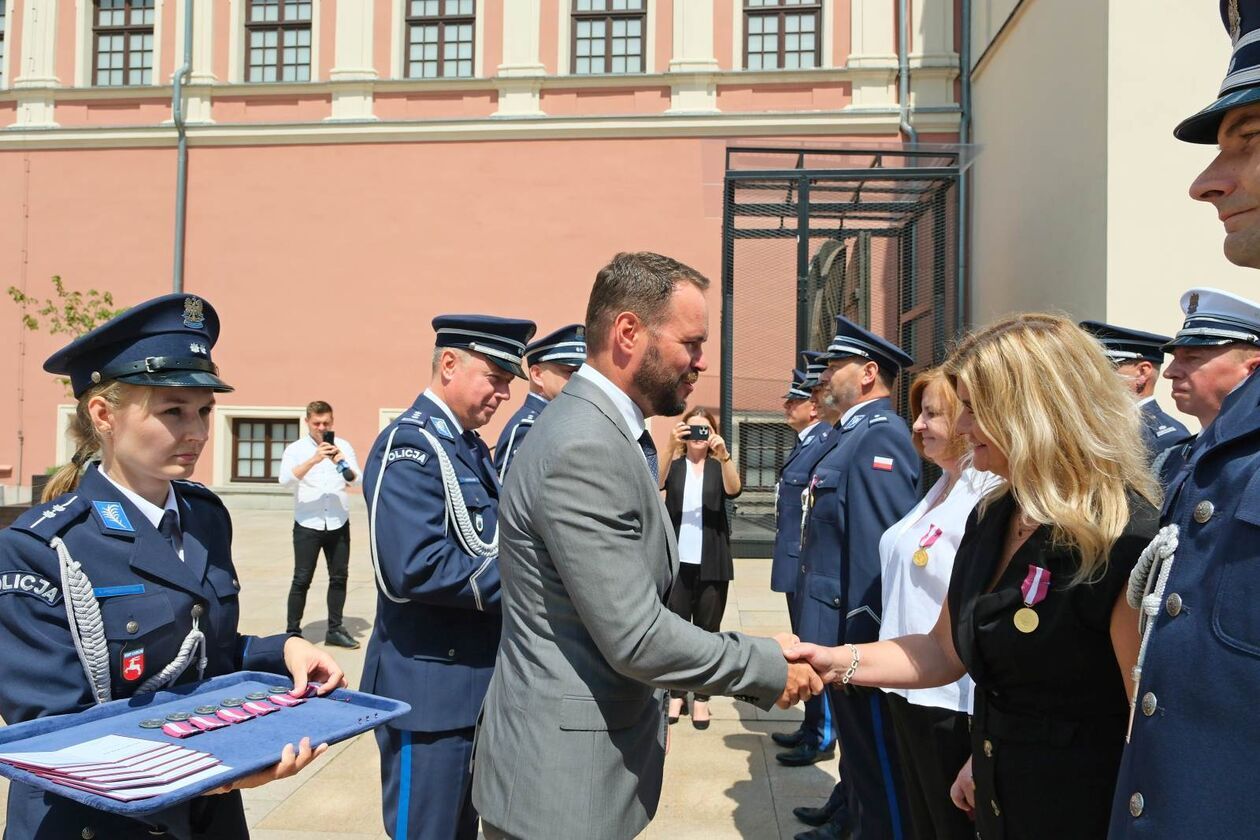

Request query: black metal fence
[{"left": 720, "top": 146, "right": 963, "bottom": 553}]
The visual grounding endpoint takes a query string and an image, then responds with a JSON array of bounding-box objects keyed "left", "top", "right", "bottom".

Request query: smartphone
[
  {"left": 687, "top": 425, "right": 710, "bottom": 441},
  {"left": 322, "top": 430, "right": 336, "bottom": 446}
]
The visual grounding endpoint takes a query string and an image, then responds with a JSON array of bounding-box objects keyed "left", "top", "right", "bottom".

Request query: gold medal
[
  {"left": 1013, "top": 607, "right": 1039, "bottom": 633},
  {"left": 912, "top": 548, "right": 929, "bottom": 567}
]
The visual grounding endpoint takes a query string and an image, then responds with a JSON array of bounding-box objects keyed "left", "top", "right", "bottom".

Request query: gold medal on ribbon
[
  {"left": 912, "top": 548, "right": 929, "bottom": 567},
  {"left": 1013, "top": 607, "right": 1039, "bottom": 633}
]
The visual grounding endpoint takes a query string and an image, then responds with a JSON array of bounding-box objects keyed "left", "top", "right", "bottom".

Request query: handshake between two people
[{"left": 770, "top": 637, "right": 861, "bottom": 709}]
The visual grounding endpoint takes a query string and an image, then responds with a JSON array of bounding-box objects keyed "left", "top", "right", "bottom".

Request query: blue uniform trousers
[
  {"left": 830, "top": 684, "right": 910, "bottom": 840},
  {"left": 377, "top": 725, "right": 477, "bottom": 840},
  {"left": 785, "top": 591, "right": 835, "bottom": 751}
]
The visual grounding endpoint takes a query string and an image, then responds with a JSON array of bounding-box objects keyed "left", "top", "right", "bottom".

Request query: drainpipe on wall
[
  {"left": 956, "top": 0, "right": 972, "bottom": 332},
  {"left": 897, "top": 0, "right": 918, "bottom": 144},
  {"left": 171, "top": 0, "right": 194, "bottom": 293}
]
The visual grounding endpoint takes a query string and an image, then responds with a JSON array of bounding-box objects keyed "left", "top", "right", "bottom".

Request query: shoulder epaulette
[{"left": 10, "top": 493, "right": 90, "bottom": 541}]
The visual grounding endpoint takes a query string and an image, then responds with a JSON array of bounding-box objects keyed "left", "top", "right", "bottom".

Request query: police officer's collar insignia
[
  {"left": 93, "top": 500, "right": 135, "bottom": 533},
  {"left": 431, "top": 417, "right": 455, "bottom": 440},
  {"left": 1230, "top": 0, "right": 1243, "bottom": 44},
  {"left": 804, "top": 435, "right": 816, "bottom": 446},
  {"left": 30, "top": 495, "right": 79, "bottom": 528},
  {"left": 843, "top": 414, "right": 865, "bottom": 431},
  {"left": 1188, "top": 292, "right": 1200, "bottom": 314},
  {"left": 182, "top": 297, "right": 206, "bottom": 330},
  {"left": 0, "top": 571, "right": 61, "bottom": 606}
]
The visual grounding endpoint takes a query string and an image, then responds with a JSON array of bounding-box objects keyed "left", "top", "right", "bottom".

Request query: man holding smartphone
[{"left": 279, "top": 400, "right": 363, "bottom": 648}]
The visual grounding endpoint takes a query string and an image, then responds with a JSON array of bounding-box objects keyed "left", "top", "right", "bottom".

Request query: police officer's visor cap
[
  {"left": 1078, "top": 320, "right": 1171, "bottom": 365},
  {"left": 784, "top": 368, "right": 812, "bottom": 400},
  {"left": 1162, "top": 287, "right": 1260, "bottom": 350},
  {"left": 433, "top": 314, "right": 538, "bottom": 380},
  {"left": 1176, "top": 0, "right": 1260, "bottom": 143},
  {"left": 43, "top": 293, "right": 233, "bottom": 398},
  {"left": 525, "top": 323, "right": 587, "bottom": 370},
  {"left": 821, "top": 315, "right": 915, "bottom": 375}
]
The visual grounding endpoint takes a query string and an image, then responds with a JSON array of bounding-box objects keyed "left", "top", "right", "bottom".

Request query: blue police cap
[
  {"left": 433, "top": 314, "right": 537, "bottom": 379},
  {"left": 799, "top": 350, "right": 827, "bottom": 389},
  {"left": 525, "top": 323, "right": 587, "bottom": 369},
  {"left": 1163, "top": 287, "right": 1260, "bottom": 349},
  {"left": 43, "top": 293, "right": 232, "bottom": 398},
  {"left": 783, "top": 368, "right": 812, "bottom": 400},
  {"left": 821, "top": 316, "right": 914, "bottom": 375},
  {"left": 1176, "top": 0, "right": 1260, "bottom": 142},
  {"left": 1079, "top": 321, "right": 1171, "bottom": 365}
]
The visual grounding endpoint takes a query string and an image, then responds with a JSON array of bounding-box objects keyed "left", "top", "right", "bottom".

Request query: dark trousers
[
  {"left": 376, "top": 725, "right": 478, "bottom": 840},
  {"left": 831, "top": 684, "right": 911, "bottom": 840},
  {"left": 287, "top": 522, "right": 350, "bottom": 634},
  {"left": 886, "top": 692, "right": 974, "bottom": 840},
  {"left": 787, "top": 591, "right": 836, "bottom": 749},
  {"left": 666, "top": 563, "right": 728, "bottom": 702}
]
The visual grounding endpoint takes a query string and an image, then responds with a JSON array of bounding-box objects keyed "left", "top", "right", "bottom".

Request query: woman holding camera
[{"left": 660, "top": 407, "right": 741, "bottom": 729}]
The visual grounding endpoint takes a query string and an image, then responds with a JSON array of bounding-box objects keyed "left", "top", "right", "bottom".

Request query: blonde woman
[
  {"left": 0, "top": 295, "right": 345, "bottom": 838},
  {"left": 789, "top": 314, "right": 1159, "bottom": 840}
]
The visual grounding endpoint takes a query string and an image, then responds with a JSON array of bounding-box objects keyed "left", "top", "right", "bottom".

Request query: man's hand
[
  {"left": 205, "top": 736, "right": 328, "bottom": 796},
  {"left": 283, "top": 636, "right": 348, "bottom": 697},
  {"left": 949, "top": 755, "right": 975, "bottom": 818},
  {"left": 315, "top": 442, "right": 341, "bottom": 463},
  {"left": 776, "top": 661, "right": 823, "bottom": 708},
  {"left": 773, "top": 632, "right": 800, "bottom": 652},
  {"left": 785, "top": 643, "right": 847, "bottom": 685}
]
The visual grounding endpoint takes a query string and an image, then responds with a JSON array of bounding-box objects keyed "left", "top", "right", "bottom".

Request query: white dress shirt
[
  {"left": 278, "top": 434, "right": 362, "bottom": 530},
  {"left": 423, "top": 388, "right": 465, "bottom": 436},
  {"left": 676, "top": 460, "right": 705, "bottom": 565},
  {"left": 799, "top": 420, "right": 825, "bottom": 442},
  {"left": 98, "top": 465, "right": 183, "bottom": 561},
  {"left": 878, "top": 466, "right": 1003, "bottom": 713},
  {"left": 573, "top": 364, "right": 650, "bottom": 459}
]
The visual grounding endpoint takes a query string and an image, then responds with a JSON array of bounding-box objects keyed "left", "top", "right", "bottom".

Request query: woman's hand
[
  {"left": 670, "top": 422, "right": 690, "bottom": 457},
  {"left": 206, "top": 737, "right": 328, "bottom": 796},
  {"left": 949, "top": 755, "right": 976, "bottom": 817},
  {"left": 709, "top": 433, "right": 729, "bottom": 461},
  {"left": 283, "top": 636, "right": 348, "bottom": 697}
]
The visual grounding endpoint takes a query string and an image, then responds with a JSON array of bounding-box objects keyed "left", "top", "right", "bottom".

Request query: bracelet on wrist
[{"left": 841, "top": 643, "right": 861, "bottom": 685}]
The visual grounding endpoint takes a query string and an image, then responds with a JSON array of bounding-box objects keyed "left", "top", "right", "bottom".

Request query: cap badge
[
  {"left": 1188, "top": 292, "right": 1200, "bottom": 314},
  {"left": 1229, "top": 0, "right": 1242, "bottom": 44},
  {"left": 189, "top": 342, "right": 207, "bottom": 356},
  {"left": 575, "top": 325, "right": 585, "bottom": 338},
  {"left": 183, "top": 297, "right": 206, "bottom": 330}
]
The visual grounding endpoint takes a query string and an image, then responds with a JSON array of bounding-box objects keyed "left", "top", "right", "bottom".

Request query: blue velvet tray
[{"left": 0, "top": 671, "right": 409, "bottom": 816}]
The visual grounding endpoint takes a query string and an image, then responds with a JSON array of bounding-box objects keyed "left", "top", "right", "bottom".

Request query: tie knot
[{"left": 158, "top": 509, "right": 179, "bottom": 540}]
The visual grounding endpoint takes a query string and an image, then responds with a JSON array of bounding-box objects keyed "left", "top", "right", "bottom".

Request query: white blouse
[
  {"left": 878, "top": 466, "right": 1003, "bottom": 713},
  {"left": 676, "top": 460, "right": 705, "bottom": 565}
]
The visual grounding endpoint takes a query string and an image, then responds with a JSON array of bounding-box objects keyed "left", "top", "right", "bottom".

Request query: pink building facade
[{"left": 0, "top": 0, "right": 960, "bottom": 503}]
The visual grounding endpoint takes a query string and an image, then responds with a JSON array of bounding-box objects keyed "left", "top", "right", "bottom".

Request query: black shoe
[
  {"left": 793, "top": 805, "right": 836, "bottom": 827},
  {"left": 793, "top": 822, "right": 849, "bottom": 840},
  {"left": 775, "top": 742, "right": 835, "bottom": 767},
  {"left": 772, "top": 728, "right": 808, "bottom": 748},
  {"left": 324, "top": 628, "right": 360, "bottom": 649}
]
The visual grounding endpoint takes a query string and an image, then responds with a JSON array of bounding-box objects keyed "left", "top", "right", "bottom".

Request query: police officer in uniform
[
  {"left": 363, "top": 314, "right": 536, "bottom": 840},
  {"left": 492, "top": 324, "right": 586, "bottom": 480},
  {"left": 1110, "top": 3, "right": 1260, "bottom": 834},
  {"left": 0, "top": 294, "right": 345, "bottom": 839},
  {"left": 797, "top": 317, "right": 919, "bottom": 840},
  {"left": 1079, "top": 320, "right": 1191, "bottom": 458}
]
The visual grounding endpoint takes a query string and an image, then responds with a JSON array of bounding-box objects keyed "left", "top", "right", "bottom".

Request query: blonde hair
[
  {"left": 943, "top": 314, "right": 1160, "bottom": 584},
  {"left": 42, "top": 381, "right": 137, "bottom": 502},
  {"left": 908, "top": 368, "right": 967, "bottom": 462}
]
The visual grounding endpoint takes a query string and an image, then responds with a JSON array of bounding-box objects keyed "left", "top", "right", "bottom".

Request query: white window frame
[
  {"left": 212, "top": 404, "right": 305, "bottom": 487},
  {"left": 729, "top": 410, "right": 796, "bottom": 494}
]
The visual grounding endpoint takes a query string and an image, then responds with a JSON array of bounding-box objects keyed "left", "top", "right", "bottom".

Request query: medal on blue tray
[
  {"left": 1014, "top": 564, "right": 1051, "bottom": 633},
  {"left": 912, "top": 524, "right": 943, "bottom": 567}
]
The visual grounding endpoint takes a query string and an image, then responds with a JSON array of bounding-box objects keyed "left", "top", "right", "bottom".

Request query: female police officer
[{"left": 0, "top": 293, "right": 346, "bottom": 838}]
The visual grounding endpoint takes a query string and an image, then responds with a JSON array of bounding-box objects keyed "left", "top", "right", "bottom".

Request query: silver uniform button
[
  {"left": 1130, "top": 792, "right": 1144, "bottom": 817},
  {"left": 191, "top": 604, "right": 204, "bottom": 619},
  {"left": 1166, "top": 593, "right": 1183, "bottom": 616},
  {"left": 1194, "top": 500, "right": 1215, "bottom": 524},
  {"left": 1141, "top": 692, "right": 1157, "bottom": 716},
  {"left": 983, "top": 739, "right": 993, "bottom": 757},
  {"left": 81, "top": 829, "right": 95, "bottom": 840},
  {"left": 231, "top": 578, "right": 239, "bottom": 589},
  {"left": 126, "top": 620, "right": 139, "bottom": 634},
  {"left": 448, "top": 649, "right": 456, "bottom": 657}
]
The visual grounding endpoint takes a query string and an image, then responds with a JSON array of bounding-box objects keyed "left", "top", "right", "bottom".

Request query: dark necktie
[
  {"left": 463, "top": 430, "right": 494, "bottom": 485},
  {"left": 638, "top": 431, "right": 659, "bottom": 484},
  {"left": 158, "top": 509, "right": 181, "bottom": 558}
]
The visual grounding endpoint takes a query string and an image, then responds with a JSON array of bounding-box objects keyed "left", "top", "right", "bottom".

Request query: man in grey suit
[{"left": 472, "top": 252, "right": 820, "bottom": 839}]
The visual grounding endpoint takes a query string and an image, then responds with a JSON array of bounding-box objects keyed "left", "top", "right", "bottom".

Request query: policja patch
[{"left": 0, "top": 571, "right": 62, "bottom": 606}]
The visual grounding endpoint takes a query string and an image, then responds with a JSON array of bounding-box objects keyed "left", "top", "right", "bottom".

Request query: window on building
[
  {"left": 737, "top": 420, "right": 797, "bottom": 492},
  {"left": 744, "top": 0, "right": 820, "bottom": 70},
  {"left": 572, "top": 0, "right": 644, "bottom": 75},
  {"left": 0, "top": 1, "right": 7, "bottom": 86},
  {"left": 93, "top": 0, "right": 155, "bottom": 86},
  {"left": 406, "top": 0, "right": 475, "bottom": 79},
  {"left": 246, "top": 0, "right": 312, "bottom": 83},
  {"left": 231, "top": 418, "right": 300, "bottom": 482}
]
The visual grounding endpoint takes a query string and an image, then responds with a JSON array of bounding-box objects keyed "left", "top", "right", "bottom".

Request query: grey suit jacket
[{"left": 471, "top": 373, "right": 788, "bottom": 839}]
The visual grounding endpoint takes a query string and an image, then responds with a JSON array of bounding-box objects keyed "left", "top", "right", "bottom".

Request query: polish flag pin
[{"left": 872, "top": 456, "right": 895, "bottom": 471}]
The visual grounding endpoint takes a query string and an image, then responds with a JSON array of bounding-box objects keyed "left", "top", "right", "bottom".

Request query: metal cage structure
[{"left": 720, "top": 145, "right": 966, "bottom": 555}]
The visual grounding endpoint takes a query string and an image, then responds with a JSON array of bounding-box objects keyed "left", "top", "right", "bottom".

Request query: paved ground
[{"left": 0, "top": 503, "right": 840, "bottom": 838}]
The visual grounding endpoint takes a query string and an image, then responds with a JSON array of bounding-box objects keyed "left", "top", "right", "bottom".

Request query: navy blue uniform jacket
[
  {"left": 1139, "top": 400, "right": 1190, "bottom": 456},
  {"left": 493, "top": 392, "right": 547, "bottom": 480},
  {"left": 362, "top": 392, "right": 502, "bottom": 733},
  {"left": 770, "top": 422, "right": 831, "bottom": 594},
  {"left": 0, "top": 465, "right": 288, "bottom": 839}
]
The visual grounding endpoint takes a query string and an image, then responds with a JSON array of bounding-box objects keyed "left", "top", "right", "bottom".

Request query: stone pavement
[{"left": 0, "top": 503, "right": 840, "bottom": 838}]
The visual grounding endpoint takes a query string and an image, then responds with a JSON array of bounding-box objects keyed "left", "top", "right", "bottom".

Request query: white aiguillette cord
[{"left": 1124, "top": 524, "right": 1179, "bottom": 739}]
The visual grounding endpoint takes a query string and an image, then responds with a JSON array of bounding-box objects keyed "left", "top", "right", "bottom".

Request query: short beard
[{"left": 633, "top": 341, "right": 689, "bottom": 417}]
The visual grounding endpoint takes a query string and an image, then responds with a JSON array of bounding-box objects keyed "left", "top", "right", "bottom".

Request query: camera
[
  {"left": 686, "top": 425, "right": 710, "bottom": 441},
  {"left": 322, "top": 430, "right": 356, "bottom": 482}
]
